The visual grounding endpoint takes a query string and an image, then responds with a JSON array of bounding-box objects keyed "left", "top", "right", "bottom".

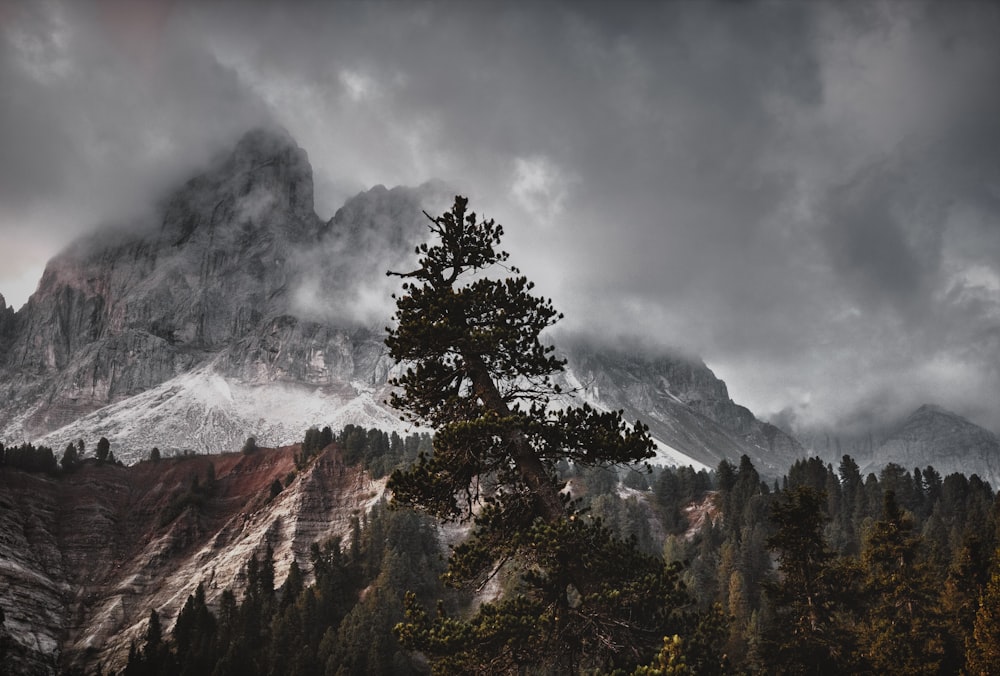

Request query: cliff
[{"left": 560, "top": 340, "right": 804, "bottom": 474}]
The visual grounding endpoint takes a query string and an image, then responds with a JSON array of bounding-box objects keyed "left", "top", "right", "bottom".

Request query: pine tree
[
  {"left": 386, "top": 196, "right": 686, "bottom": 672},
  {"left": 856, "top": 490, "right": 947, "bottom": 674},
  {"left": 967, "top": 547, "right": 1000, "bottom": 674},
  {"left": 60, "top": 442, "right": 78, "bottom": 471},
  {"left": 762, "top": 485, "right": 858, "bottom": 674},
  {"left": 96, "top": 436, "right": 111, "bottom": 464}
]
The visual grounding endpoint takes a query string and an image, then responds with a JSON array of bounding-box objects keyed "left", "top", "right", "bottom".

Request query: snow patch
[{"left": 651, "top": 438, "right": 711, "bottom": 471}]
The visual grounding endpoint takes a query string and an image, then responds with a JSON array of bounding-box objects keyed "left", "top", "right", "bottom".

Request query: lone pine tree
[{"left": 385, "top": 196, "right": 689, "bottom": 673}]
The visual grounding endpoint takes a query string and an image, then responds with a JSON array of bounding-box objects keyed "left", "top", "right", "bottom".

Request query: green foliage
[
  {"left": 382, "top": 196, "right": 688, "bottom": 671},
  {"left": 124, "top": 503, "right": 449, "bottom": 676},
  {"left": 856, "top": 491, "right": 949, "bottom": 674},
  {"left": 761, "top": 485, "right": 860, "bottom": 673},
  {"left": 112, "top": 445, "right": 1000, "bottom": 675},
  {"left": 269, "top": 479, "right": 283, "bottom": 500},
  {"left": 335, "top": 424, "right": 427, "bottom": 478},
  {"left": 631, "top": 635, "right": 690, "bottom": 676},
  {"left": 399, "top": 515, "right": 687, "bottom": 674}
]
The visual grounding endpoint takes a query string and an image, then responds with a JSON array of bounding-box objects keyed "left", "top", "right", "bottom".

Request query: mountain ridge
[{"left": 863, "top": 404, "right": 1000, "bottom": 486}]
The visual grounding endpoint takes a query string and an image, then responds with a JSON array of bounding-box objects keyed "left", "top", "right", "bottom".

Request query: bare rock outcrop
[
  {"left": 560, "top": 339, "right": 805, "bottom": 474},
  {"left": 0, "top": 444, "right": 385, "bottom": 675}
]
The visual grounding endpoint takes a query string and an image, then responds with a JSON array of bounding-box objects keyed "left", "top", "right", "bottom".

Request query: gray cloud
[{"left": 1, "top": 0, "right": 999, "bottom": 436}]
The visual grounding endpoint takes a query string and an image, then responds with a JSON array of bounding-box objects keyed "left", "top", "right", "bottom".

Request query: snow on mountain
[{"left": 30, "top": 364, "right": 423, "bottom": 464}]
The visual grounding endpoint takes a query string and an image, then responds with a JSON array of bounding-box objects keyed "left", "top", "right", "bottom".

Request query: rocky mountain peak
[
  {"left": 863, "top": 404, "right": 1000, "bottom": 486},
  {"left": 160, "top": 125, "right": 317, "bottom": 247},
  {"left": 910, "top": 403, "right": 950, "bottom": 418},
  {"left": 559, "top": 337, "right": 805, "bottom": 473}
]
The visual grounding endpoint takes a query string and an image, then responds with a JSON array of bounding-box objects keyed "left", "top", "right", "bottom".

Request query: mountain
[
  {"left": 862, "top": 405, "right": 1000, "bottom": 486},
  {"left": 0, "top": 443, "right": 385, "bottom": 674},
  {"left": 0, "top": 128, "right": 435, "bottom": 461},
  {"left": 0, "top": 127, "right": 796, "bottom": 472},
  {"left": 559, "top": 340, "right": 804, "bottom": 474}
]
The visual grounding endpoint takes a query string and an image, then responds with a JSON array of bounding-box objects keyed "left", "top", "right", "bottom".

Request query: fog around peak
[{"left": 2, "top": 0, "right": 999, "bottom": 435}]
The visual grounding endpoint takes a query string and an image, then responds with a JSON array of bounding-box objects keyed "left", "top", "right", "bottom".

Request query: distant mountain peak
[
  {"left": 232, "top": 125, "right": 300, "bottom": 156},
  {"left": 861, "top": 404, "right": 1000, "bottom": 486},
  {"left": 160, "top": 125, "right": 316, "bottom": 241},
  {"left": 910, "top": 403, "right": 953, "bottom": 418}
]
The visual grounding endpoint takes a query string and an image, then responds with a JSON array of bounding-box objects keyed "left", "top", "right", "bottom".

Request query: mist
[{"left": 2, "top": 0, "right": 999, "bottom": 435}]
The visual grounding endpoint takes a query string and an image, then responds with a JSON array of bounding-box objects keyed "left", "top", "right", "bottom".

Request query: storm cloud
[{"left": 1, "top": 0, "right": 999, "bottom": 436}]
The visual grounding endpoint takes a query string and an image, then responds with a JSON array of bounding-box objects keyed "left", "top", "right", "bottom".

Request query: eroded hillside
[{"left": 0, "top": 443, "right": 385, "bottom": 674}]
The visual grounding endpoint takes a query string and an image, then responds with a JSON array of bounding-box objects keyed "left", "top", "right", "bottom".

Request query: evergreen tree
[
  {"left": 173, "top": 582, "right": 216, "bottom": 673},
  {"left": 242, "top": 436, "right": 258, "bottom": 455},
  {"left": 61, "top": 442, "right": 78, "bottom": 471},
  {"left": 762, "top": 486, "right": 858, "bottom": 674},
  {"left": 386, "top": 196, "right": 686, "bottom": 672},
  {"left": 96, "top": 436, "right": 111, "bottom": 464},
  {"left": 856, "top": 491, "right": 947, "bottom": 674},
  {"left": 967, "top": 547, "right": 1000, "bottom": 674}
]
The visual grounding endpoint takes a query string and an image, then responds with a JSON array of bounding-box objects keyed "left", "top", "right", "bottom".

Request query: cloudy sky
[{"left": 2, "top": 0, "right": 999, "bottom": 436}]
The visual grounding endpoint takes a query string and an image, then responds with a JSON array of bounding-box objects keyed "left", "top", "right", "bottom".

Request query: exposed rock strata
[{"left": 0, "top": 444, "right": 385, "bottom": 675}]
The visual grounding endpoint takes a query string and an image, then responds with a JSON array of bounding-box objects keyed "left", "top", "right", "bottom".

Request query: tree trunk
[{"left": 463, "top": 352, "right": 566, "bottom": 523}]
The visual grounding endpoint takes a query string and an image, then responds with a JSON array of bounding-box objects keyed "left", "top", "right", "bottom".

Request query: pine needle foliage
[{"left": 385, "top": 196, "right": 688, "bottom": 673}]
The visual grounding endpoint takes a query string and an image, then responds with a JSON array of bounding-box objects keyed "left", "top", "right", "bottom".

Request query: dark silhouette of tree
[
  {"left": 96, "top": 437, "right": 110, "bottom": 464},
  {"left": 762, "top": 485, "right": 860, "bottom": 673},
  {"left": 61, "top": 442, "right": 79, "bottom": 471},
  {"left": 241, "top": 436, "right": 258, "bottom": 455},
  {"left": 149, "top": 447, "right": 161, "bottom": 463},
  {"left": 269, "top": 479, "right": 283, "bottom": 500},
  {"left": 386, "top": 196, "right": 686, "bottom": 672}
]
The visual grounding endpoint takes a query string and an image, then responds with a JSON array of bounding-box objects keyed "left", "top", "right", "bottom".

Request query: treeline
[
  {"left": 0, "top": 441, "right": 58, "bottom": 473},
  {"left": 0, "top": 437, "right": 123, "bottom": 474},
  {"left": 336, "top": 425, "right": 432, "bottom": 478}
]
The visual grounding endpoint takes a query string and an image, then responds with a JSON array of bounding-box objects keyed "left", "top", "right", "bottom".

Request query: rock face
[
  {"left": 0, "top": 128, "right": 432, "bottom": 460},
  {"left": 560, "top": 340, "right": 804, "bottom": 474},
  {"left": 863, "top": 405, "right": 1000, "bottom": 486},
  {"left": 0, "top": 444, "right": 385, "bottom": 675}
]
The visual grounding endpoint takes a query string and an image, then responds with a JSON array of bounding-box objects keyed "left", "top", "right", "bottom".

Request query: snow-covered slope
[{"left": 30, "top": 364, "right": 421, "bottom": 464}]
